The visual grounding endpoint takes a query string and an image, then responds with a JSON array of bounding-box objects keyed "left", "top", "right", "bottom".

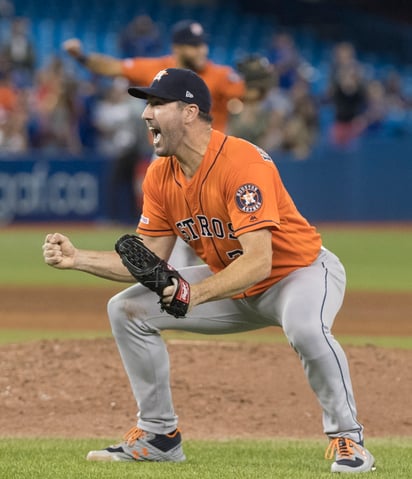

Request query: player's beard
[
  {"left": 152, "top": 127, "right": 181, "bottom": 157},
  {"left": 180, "top": 56, "right": 203, "bottom": 72}
]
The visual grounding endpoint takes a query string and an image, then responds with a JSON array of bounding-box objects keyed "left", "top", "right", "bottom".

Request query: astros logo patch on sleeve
[{"left": 235, "top": 184, "right": 263, "bottom": 213}]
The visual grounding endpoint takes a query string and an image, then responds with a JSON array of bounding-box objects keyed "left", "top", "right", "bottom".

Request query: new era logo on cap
[{"left": 128, "top": 68, "right": 212, "bottom": 114}]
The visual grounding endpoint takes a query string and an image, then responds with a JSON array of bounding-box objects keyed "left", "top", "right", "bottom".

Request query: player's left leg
[
  {"left": 255, "top": 247, "right": 375, "bottom": 472},
  {"left": 279, "top": 248, "right": 363, "bottom": 440}
]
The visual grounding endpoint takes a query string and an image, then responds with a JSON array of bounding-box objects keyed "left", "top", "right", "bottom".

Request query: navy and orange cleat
[
  {"left": 86, "top": 426, "right": 185, "bottom": 462},
  {"left": 326, "top": 437, "right": 376, "bottom": 473}
]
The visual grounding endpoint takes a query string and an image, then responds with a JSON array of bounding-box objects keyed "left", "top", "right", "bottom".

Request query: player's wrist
[
  {"left": 70, "top": 248, "right": 86, "bottom": 270},
  {"left": 187, "top": 284, "right": 201, "bottom": 309},
  {"left": 76, "top": 53, "right": 89, "bottom": 65}
]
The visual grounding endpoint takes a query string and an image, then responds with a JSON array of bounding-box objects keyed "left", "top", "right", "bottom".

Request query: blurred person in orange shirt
[
  {"left": 0, "top": 70, "right": 18, "bottom": 112},
  {"left": 63, "top": 19, "right": 245, "bottom": 133}
]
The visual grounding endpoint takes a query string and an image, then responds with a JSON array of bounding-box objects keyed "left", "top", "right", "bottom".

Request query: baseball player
[
  {"left": 42, "top": 68, "right": 375, "bottom": 473},
  {"left": 63, "top": 19, "right": 245, "bottom": 133}
]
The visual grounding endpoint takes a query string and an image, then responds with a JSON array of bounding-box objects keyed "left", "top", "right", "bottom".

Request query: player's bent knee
[
  {"left": 107, "top": 295, "right": 124, "bottom": 331},
  {"left": 107, "top": 288, "right": 154, "bottom": 336},
  {"left": 283, "top": 319, "right": 329, "bottom": 358},
  {"left": 107, "top": 291, "right": 134, "bottom": 334}
]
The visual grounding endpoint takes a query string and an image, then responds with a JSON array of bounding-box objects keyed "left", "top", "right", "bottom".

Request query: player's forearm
[
  {"left": 78, "top": 53, "right": 123, "bottom": 77},
  {"left": 73, "top": 249, "right": 135, "bottom": 282},
  {"left": 190, "top": 253, "right": 271, "bottom": 306}
]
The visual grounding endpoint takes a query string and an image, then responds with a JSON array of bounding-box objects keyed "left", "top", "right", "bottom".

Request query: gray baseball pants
[{"left": 107, "top": 246, "right": 364, "bottom": 443}]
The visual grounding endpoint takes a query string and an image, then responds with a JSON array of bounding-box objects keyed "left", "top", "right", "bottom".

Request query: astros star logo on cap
[{"left": 153, "top": 70, "right": 169, "bottom": 82}]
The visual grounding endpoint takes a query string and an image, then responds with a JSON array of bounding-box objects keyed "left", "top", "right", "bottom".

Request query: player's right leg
[{"left": 89, "top": 264, "right": 270, "bottom": 462}]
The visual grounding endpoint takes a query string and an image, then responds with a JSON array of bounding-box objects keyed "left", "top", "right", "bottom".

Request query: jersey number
[{"left": 226, "top": 249, "right": 243, "bottom": 260}]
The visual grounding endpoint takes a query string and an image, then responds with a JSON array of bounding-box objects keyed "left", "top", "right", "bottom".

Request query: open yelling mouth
[{"left": 149, "top": 126, "right": 161, "bottom": 146}]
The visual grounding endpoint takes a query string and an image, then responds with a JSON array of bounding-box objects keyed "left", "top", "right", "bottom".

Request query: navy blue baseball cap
[
  {"left": 171, "top": 20, "right": 207, "bottom": 46},
  {"left": 128, "top": 68, "right": 212, "bottom": 114}
]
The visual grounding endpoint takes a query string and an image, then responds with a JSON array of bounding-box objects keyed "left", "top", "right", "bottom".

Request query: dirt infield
[{"left": 1, "top": 286, "right": 411, "bottom": 439}]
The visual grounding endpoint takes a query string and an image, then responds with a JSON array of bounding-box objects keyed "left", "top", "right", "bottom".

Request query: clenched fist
[
  {"left": 42, "top": 233, "right": 76, "bottom": 269},
  {"left": 62, "top": 38, "right": 83, "bottom": 59}
]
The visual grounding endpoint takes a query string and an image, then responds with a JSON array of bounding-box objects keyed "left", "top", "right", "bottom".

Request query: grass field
[
  {"left": 0, "top": 225, "right": 411, "bottom": 289},
  {"left": 1, "top": 437, "right": 411, "bottom": 478},
  {"left": 1, "top": 227, "right": 127, "bottom": 286},
  {"left": 320, "top": 227, "right": 412, "bottom": 291},
  {"left": 1, "top": 224, "right": 411, "bottom": 477},
  {"left": 1, "top": 338, "right": 408, "bottom": 478}
]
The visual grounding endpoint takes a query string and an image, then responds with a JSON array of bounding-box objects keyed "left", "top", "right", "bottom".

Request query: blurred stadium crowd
[{"left": 1, "top": 0, "right": 412, "bottom": 160}]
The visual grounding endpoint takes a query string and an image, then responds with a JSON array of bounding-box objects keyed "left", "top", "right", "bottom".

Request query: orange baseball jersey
[
  {"left": 121, "top": 56, "right": 245, "bottom": 132},
  {"left": 137, "top": 129, "right": 322, "bottom": 297}
]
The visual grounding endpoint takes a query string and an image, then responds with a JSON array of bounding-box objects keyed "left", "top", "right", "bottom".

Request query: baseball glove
[{"left": 115, "top": 234, "right": 190, "bottom": 318}]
